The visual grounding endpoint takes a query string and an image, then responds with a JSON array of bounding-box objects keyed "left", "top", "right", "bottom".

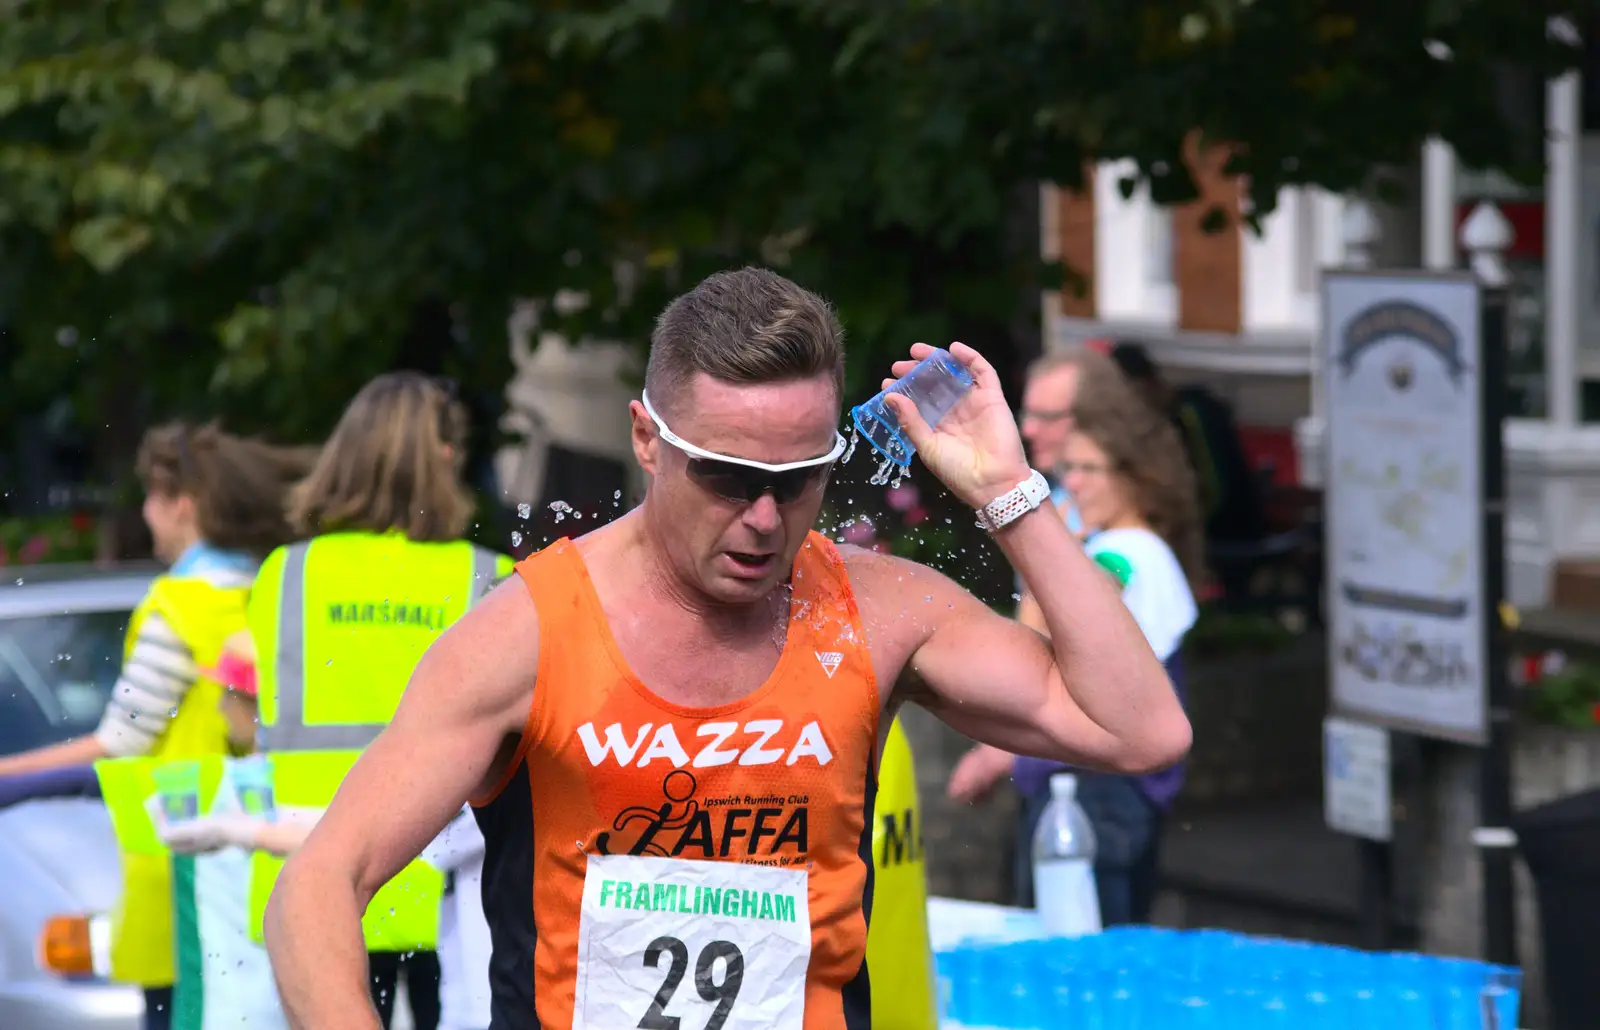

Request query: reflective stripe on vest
[
  {"left": 260, "top": 541, "right": 499, "bottom": 752},
  {"left": 98, "top": 576, "right": 248, "bottom": 988},
  {"left": 247, "top": 536, "right": 508, "bottom": 951}
]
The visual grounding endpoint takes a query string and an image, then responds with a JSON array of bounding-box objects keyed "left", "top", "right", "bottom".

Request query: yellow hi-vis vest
[
  {"left": 867, "top": 717, "right": 939, "bottom": 1030},
  {"left": 94, "top": 576, "right": 246, "bottom": 988},
  {"left": 246, "top": 531, "right": 511, "bottom": 951}
]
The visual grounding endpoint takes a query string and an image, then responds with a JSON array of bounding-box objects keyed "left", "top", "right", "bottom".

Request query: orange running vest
[{"left": 490, "top": 531, "right": 881, "bottom": 1030}]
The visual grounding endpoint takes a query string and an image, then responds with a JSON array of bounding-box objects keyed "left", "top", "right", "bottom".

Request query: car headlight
[{"left": 38, "top": 912, "right": 112, "bottom": 980}]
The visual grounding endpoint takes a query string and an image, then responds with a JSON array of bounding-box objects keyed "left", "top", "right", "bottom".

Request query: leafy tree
[{"left": 0, "top": 0, "right": 1583, "bottom": 523}]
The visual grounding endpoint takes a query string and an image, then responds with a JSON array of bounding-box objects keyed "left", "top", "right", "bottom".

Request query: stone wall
[
  {"left": 897, "top": 631, "right": 1330, "bottom": 906},
  {"left": 1418, "top": 723, "right": 1600, "bottom": 1028},
  {"left": 1182, "top": 633, "right": 1328, "bottom": 804},
  {"left": 899, "top": 705, "right": 1017, "bottom": 903}
]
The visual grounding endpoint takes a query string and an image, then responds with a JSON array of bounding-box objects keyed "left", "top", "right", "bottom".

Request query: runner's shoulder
[
  {"left": 428, "top": 574, "right": 541, "bottom": 712},
  {"left": 835, "top": 543, "right": 979, "bottom": 650}
]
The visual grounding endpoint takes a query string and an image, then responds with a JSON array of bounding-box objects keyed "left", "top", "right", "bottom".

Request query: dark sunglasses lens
[
  {"left": 687, "top": 460, "right": 830, "bottom": 504},
  {"left": 688, "top": 461, "right": 760, "bottom": 502}
]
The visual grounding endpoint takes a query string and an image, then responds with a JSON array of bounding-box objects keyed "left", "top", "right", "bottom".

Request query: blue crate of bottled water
[{"left": 935, "top": 926, "right": 1521, "bottom": 1029}]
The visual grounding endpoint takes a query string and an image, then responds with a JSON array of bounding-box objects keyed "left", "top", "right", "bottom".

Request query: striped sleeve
[{"left": 94, "top": 611, "right": 200, "bottom": 758}]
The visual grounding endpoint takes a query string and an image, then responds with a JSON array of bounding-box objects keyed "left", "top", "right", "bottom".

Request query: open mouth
[{"left": 725, "top": 551, "right": 776, "bottom": 573}]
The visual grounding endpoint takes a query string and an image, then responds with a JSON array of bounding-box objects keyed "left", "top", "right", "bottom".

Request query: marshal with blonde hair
[{"left": 288, "top": 372, "right": 475, "bottom": 543}]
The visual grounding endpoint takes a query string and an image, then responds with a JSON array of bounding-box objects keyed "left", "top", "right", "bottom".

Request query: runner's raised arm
[{"left": 857, "top": 342, "right": 1189, "bottom": 774}]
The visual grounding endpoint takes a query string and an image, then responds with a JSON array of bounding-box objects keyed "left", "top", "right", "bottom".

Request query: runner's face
[{"left": 634, "top": 373, "right": 841, "bottom": 604}]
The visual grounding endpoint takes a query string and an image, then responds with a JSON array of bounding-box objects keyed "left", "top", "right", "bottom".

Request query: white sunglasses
[{"left": 641, "top": 391, "right": 846, "bottom": 503}]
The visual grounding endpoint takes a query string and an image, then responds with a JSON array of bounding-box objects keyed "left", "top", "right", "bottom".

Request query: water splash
[
  {"left": 549, "top": 500, "right": 574, "bottom": 523},
  {"left": 843, "top": 425, "right": 860, "bottom": 464},
  {"left": 868, "top": 455, "right": 897, "bottom": 486}
]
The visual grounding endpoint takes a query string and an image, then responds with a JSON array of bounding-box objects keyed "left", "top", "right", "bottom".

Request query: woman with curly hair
[{"left": 948, "top": 355, "right": 1203, "bottom": 925}]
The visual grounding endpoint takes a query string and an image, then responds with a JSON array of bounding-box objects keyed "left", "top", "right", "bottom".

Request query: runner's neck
[{"left": 595, "top": 512, "right": 795, "bottom": 643}]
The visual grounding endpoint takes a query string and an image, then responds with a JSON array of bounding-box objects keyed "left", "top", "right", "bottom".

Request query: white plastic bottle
[{"left": 1032, "top": 772, "right": 1102, "bottom": 937}]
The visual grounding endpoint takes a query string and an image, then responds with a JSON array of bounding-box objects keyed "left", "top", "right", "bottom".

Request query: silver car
[{"left": 0, "top": 564, "right": 157, "bottom": 1030}]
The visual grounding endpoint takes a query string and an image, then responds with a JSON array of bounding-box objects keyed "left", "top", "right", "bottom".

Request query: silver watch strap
[{"left": 974, "top": 469, "right": 1051, "bottom": 533}]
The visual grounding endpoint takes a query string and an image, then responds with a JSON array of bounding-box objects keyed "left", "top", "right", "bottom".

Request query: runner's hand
[
  {"left": 946, "top": 744, "right": 1014, "bottom": 804},
  {"left": 881, "top": 342, "right": 1031, "bottom": 510}
]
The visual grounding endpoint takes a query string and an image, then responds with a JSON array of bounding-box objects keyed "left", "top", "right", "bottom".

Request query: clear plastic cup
[
  {"left": 852, "top": 348, "right": 975, "bottom": 468},
  {"left": 151, "top": 760, "right": 202, "bottom": 825},
  {"left": 233, "top": 754, "right": 277, "bottom": 821}
]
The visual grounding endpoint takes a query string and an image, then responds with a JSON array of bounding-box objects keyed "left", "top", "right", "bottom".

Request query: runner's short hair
[{"left": 644, "top": 267, "right": 845, "bottom": 416}]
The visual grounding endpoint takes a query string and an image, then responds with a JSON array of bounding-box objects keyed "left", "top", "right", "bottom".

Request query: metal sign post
[{"left": 1476, "top": 277, "right": 1516, "bottom": 968}]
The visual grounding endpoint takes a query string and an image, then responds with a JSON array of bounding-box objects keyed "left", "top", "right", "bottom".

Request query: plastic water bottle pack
[{"left": 935, "top": 927, "right": 1522, "bottom": 1030}]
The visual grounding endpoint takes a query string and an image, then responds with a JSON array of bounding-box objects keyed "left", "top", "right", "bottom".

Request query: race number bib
[{"left": 573, "top": 854, "right": 811, "bottom": 1030}]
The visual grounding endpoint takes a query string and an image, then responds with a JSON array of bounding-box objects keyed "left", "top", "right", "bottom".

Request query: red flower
[
  {"left": 70, "top": 512, "right": 94, "bottom": 534},
  {"left": 18, "top": 535, "right": 50, "bottom": 564},
  {"left": 840, "top": 518, "right": 876, "bottom": 546},
  {"left": 886, "top": 484, "right": 920, "bottom": 513}
]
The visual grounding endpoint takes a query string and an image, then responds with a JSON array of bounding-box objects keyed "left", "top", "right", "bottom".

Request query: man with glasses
[
  {"left": 1017, "top": 352, "right": 1084, "bottom": 480},
  {"left": 262, "top": 268, "right": 1190, "bottom": 1030}
]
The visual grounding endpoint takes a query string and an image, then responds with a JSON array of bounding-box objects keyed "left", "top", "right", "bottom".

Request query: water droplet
[
  {"left": 517, "top": 503, "right": 531, "bottom": 519},
  {"left": 869, "top": 456, "right": 898, "bottom": 486},
  {"left": 549, "top": 500, "right": 574, "bottom": 523},
  {"left": 168, "top": 707, "right": 178, "bottom": 717},
  {"left": 613, "top": 489, "right": 622, "bottom": 500},
  {"left": 843, "top": 425, "right": 860, "bottom": 464},
  {"left": 511, "top": 531, "right": 524, "bottom": 547}
]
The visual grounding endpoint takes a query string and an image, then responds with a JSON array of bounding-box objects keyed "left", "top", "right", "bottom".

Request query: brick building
[{"left": 1038, "top": 142, "right": 1352, "bottom": 488}]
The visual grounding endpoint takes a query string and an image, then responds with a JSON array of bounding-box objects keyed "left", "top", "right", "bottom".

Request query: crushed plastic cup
[
  {"left": 151, "top": 760, "right": 201, "bottom": 825},
  {"left": 851, "top": 348, "right": 975, "bottom": 469}
]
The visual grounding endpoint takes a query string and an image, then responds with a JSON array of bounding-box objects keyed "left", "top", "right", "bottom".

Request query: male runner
[{"left": 263, "top": 267, "right": 1190, "bottom": 1030}]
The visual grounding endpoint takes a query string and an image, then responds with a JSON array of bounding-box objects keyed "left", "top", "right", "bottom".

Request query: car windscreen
[{"left": 0, "top": 610, "right": 130, "bottom": 757}]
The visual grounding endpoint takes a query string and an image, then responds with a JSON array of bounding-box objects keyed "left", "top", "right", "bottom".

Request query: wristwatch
[{"left": 974, "top": 469, "right": 1052, "bottom": 533}]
